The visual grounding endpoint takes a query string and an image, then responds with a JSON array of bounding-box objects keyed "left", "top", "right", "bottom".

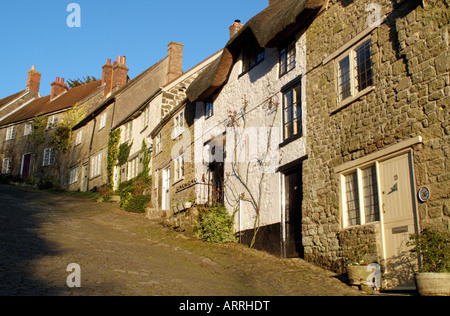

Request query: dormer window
[
  {"left": 242, "top": 42, "right": 265, "bottom": 74},
  {"left": 279, "top": 42, "right": 296, "bottom": 77}
]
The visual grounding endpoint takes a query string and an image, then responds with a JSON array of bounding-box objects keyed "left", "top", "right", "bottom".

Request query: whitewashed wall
[{"left": 194, "top": 31, "right": 308, "bottom": 234}]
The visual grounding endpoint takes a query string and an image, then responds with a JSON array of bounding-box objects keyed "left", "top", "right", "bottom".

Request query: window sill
[
  {"left": 239, "top": 59, "right": 264, "bottom": 78},
  {"left": 279, "top": 133, "right": 303, "bottom": 148},
  {"left": 140, "top": 125, "right": 148, "bottom": 134},
  {"left": 342, "top": 221, "right": 380, "bottom": 231},
  {"left": 332, "top": 86, "right": 375, "bottom": 115}
]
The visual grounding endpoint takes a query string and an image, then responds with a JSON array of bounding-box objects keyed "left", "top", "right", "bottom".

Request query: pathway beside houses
[{"left": 0, "top": 184, "right": 359, "bottom": 296}]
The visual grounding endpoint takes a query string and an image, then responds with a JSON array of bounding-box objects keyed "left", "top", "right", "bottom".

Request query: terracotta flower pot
[{"left": 415, "top": 273, "right": 450, "bottom": 296}]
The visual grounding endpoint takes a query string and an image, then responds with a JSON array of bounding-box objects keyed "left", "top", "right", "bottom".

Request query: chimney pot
[
  {"left": 51, "top": 76, "right": 68, "bottom": 100},
  {"left": 229, "top": 19, "right": 244, "bottom": 39}
]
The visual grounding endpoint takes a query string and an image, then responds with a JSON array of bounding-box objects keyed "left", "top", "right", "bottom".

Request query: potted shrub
[{"left": 409, "top": 227, "right": 450, "bottom": 296}]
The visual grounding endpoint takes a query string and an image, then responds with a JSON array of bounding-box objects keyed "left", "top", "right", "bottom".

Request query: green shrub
[
  {"left": 409, "top": 227, "right": 450, "bottom": 273},
  {"left": 118, "top": 173, "right": 151, "bottom": 213},
  {"left": 124, "top": 194, "right": 151, "bottom": 213},
  {"left": 196, "top": 205, "right": 236, "bottom": 244}
]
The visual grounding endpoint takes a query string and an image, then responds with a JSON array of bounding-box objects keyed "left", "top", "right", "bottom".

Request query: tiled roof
[
  {"left": 0, "top": 81, "right": 103, "bottom": 127},
  {"left": 0, "top": 90, "right": 27, "bottom": 111}
]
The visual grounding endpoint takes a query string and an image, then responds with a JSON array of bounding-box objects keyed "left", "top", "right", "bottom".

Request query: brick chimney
[
  {"left": 26, "top": 65, "right": 41, "bottom": 94},
  {"left": 50, "top": 77, "right": 68, "bottom": 100},
  {"left": 102, "top": 58, "right": 113, "bottom": 97},
  {"left": 111, "top": 56, "right": 129, "bottom": 93},
  {"left": 229, "top": 19, "right": 244, "bottom": 39},
  {"left": 167, "top": 42, "right": 183, "bottom": 83}
]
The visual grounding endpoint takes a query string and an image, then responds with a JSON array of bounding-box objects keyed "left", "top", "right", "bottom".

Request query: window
[
  {"left": 122, "top": 122, "right": 132, "bottom": 143},
  {"left": 337, "top": 39, "right": 373, "bottom": 103},
  {"left": 91, "top": 153, "right": 102, "bottom": 178},
  {"left": 279, "top": 42, "right": 296, "bottom": 77},
  {"left": 47, "top": 115, "right": 58, "bottom": 129},
  {"left": 242, "top": 43, "right": 265, "bottom": 74},
  {"left": 155, "top": 132, "right": 162, "bottom": 154},
  {"left": 205, "top": 101, "right": 214, "bottom": 119},
  {"left": 75, "top": 129, "right": 83, "bottom": 146},
  {"left": 143, "top": 107, "right": 150, "bottom": 127},
  {"left": 43, "top": 148, "right": 55, "bottom": 166},
  {"left": 99, "top": 113, "right": 107, "bottom": 130},
  {"left": 2, "top": 158, "right": 11, "bottom": 174},
  {"left": 69, "top": 167, "right": 79, "bottom": 185},
  {"left": 174, "top": 155, "right": 185, "bottom": 182},
  {"left": 5, "top": 126, "right": 16, "bottom": 141},
  {"left": 127, "top": 157, "right": 139, "bottom": 180},
  {"left": 282, "top": 80, "right": 302, "bottom": 141},
  {"left": 342, "top": 164, "right": 380, "bottom": 228},
  {"left": 173, "top": 111, "right": 184, "bottom": 139},
  {"left": 24, "top": 123, "right": 32, "bottom": 136}
]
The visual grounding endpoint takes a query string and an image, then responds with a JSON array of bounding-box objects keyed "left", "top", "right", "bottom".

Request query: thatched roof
[{"left": 186, "top": 0, "right": 325, "bottom": 102}]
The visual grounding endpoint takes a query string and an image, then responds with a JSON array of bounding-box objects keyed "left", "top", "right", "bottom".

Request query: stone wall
[{"left": 303, "top": 0, "right": 449, "bottom": 272}]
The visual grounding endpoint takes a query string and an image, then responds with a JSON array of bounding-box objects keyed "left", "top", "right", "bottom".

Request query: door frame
[
  {"left": 377, "top": 149, "right": 420, "bottom": 289},
  {"left": 20, "top": 152, "right": 32, "bottom": 178},
  {"left": 279, "top": 159, "right": 304, "bottom": 259},
  {"left": 162, "top": 166, "right": 171, "bottom": 211}
]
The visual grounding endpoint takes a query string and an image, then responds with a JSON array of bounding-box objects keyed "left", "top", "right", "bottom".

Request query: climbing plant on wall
[{"left": 107, "top": 129, "right": 121, "bottom": 190}]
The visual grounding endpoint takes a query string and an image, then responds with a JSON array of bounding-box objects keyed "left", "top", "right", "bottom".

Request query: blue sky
[{"left": 0, "top": 0, "right": 268, "bottom": 98}]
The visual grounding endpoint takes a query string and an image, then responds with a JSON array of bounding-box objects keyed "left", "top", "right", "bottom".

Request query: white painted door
[
  {"left": 380, "top": 153, "right": 418, "bottom": 289},
  {"left": 81, "top": 164, "right": 89, "bottom": 192},
  {"left": 162, "top": 168, "right": 170, "bottom": 211}
]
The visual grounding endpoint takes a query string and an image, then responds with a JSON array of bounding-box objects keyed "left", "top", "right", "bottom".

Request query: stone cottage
[
  {"left": 148, "top": 50, "right": 221, "bottom": 219},
  {"left": 69, "top": 42, "right": 183, "bottom": 192},
  {"left": 302, "top": 0, "right": 449, "bottom": 290},
  {"left": 0, "top": 73, "right": 104, "bottom": 184}
]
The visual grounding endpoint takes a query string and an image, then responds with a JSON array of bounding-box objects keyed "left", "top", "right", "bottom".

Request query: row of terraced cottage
[{"left": 0, "top": 0, "right": 448, "bottom": 291}]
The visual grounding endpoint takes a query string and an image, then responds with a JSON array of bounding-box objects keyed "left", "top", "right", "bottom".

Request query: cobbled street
[{"left": 0, "top": 184, "right": 359, "bottom": 296}]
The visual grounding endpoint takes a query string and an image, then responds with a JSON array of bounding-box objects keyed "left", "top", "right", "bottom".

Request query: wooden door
[
  {"left": 380, "top": 153, "right": 418, "bottom": 289},
  {"left": 162, "top": 168, "right": 170, "bottom": 211},
  {"left": 284, "top": 167, "right": 304, "bottom": 258},
  {"left": 21, "top": 154, "right": 32, "bottom": 178}
]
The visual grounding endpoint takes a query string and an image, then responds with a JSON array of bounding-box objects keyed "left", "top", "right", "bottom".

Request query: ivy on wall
[{"left": 107, "top": 129, "right": 121, "bottom": 190}]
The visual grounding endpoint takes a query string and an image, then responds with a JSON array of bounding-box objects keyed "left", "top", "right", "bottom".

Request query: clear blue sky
[{"left": 0, "top": 0, "right": 268, "bottom": 98}]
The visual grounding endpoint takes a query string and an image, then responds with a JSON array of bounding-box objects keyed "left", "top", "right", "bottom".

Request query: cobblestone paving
[{"left": 0, "top": 184, "right": 360, "bottom": 296}]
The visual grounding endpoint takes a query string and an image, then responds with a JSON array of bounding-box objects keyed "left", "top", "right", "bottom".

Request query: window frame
[
  {"left": 90, "top": 152, "right": 102, "bottom": 178},
  {"left": 279, "top": 41, "right": 296, "bottom": 77},
  {"left": 205, "top": 101, "right": 214, "bottom": 120},
  {"left": 75, "top": 129, "right": 83, "bottom": 146},
  {"left": 47, "top": 115, "right": 58, "bottom": 130},
  {"left": 173, "top": 111, "right": 184, "bottom": 139},
  {"left": 5, "top": 126, "right": 16, "bottom": 141},
  {"left": 69, "top": 166, "right": 79, "bottom": 185},
  {"left": 336, "top": 38, "right": 374, "bottom": 108},
  {"left": 173, "top": 154, "right": 185, "bottom": 183},
  {"left": 99, "top": 113, "right": 107, "bottom": 130},
  {"left": 155, "top": 132, "right": 162, "bottom": 155},
  {"left": 241, "top": 42, "right": 265, "bottom": 74},
  {"left": 281, "top": 77, "right": 303, "bottom": 143},
  {"left": 42, "top": 148, "right": 55, "bottom": 167},
  {"left": 340, "top": 162, "right": 381, "bottom": 229},
  {"left": 24, "top": 123, "right": 33, "bottom": 136},
  {"left": 2, "top": 158, "right": 11, "bottom": 174}
]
